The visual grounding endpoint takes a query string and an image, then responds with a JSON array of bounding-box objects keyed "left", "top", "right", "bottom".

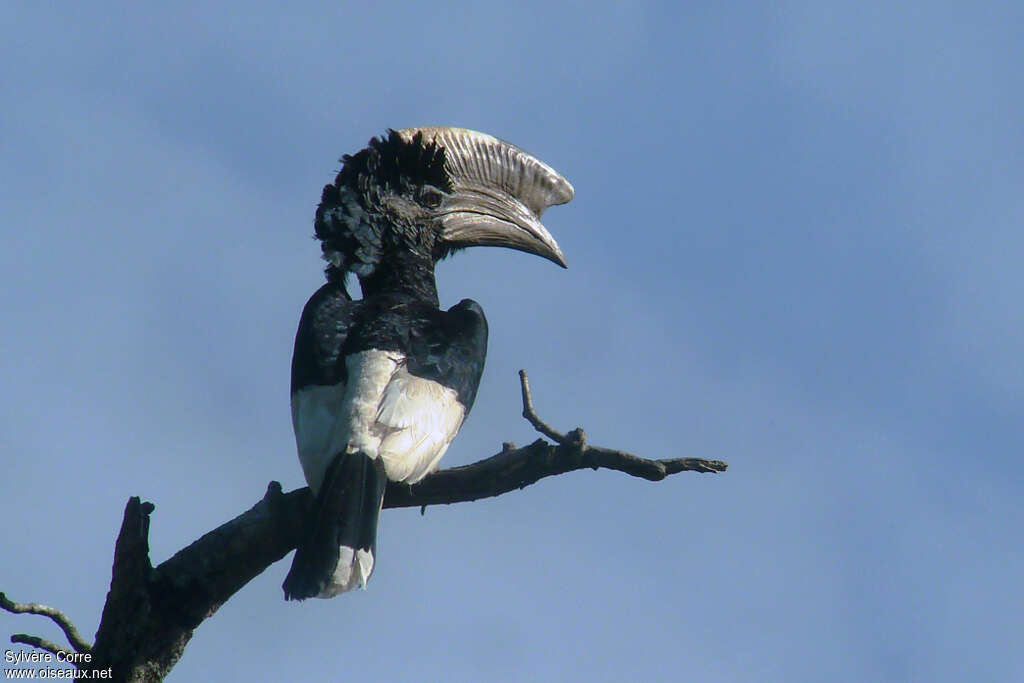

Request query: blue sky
[{"left": 2, "top": 2, "right": 1022, "bottom": 681}]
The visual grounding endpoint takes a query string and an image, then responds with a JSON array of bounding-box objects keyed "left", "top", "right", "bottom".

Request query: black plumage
[
  {"left": 283, "top": 127, "right": 571, "bottom": 600},
  {"left": 291, "top": 285, "right": 488, "bottom": 425}
]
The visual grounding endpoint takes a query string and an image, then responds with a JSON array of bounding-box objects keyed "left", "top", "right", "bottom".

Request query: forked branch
[
  {"left": 1, "top": 591, "right": 92, "bottom": 658},
  {"left": 386, "top": 370, "right": 726, "bottom": 508}
]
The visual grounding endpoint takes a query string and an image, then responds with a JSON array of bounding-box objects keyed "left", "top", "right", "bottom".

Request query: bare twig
[
  {"left": 518, "top": 369, "right": 567, "bottom": 443},
  {"left": 664, "top": 458, "right": 728, "bottom": 474},
  {"left": 512, "top": 370, "right": 728, "bottom": 481},
  {"left": 387, "top": 373, "right": 726, "bottom": 509},
  {"left": 1, "top": 591, "right": 91, "bottom": 653},
  {"left": 10, "top": 633, "right": 76, "bottom": 659},
  {"left": 386, "top": 438, "right": 725, "bottom": 509}
]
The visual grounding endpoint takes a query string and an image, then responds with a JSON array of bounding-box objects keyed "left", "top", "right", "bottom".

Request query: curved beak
[{"left": 439, "top": 188, "right": 567, "bottom": 268}]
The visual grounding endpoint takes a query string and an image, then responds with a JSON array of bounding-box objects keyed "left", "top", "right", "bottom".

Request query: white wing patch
[
  {"left": 292, "top": 349, "right": 467, "bottom": 493},
  {"left": 376, "top": 370, "right": 465, "bottom": 483}
]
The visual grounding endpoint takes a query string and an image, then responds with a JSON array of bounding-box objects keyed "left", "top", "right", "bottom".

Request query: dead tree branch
[
  {"left": 1, "top": 592, "right": 92, "bottom": 654},
  {"left": 519, "top": 369, "right": 568, "bottom": 442},
  {"left": 3, "top": 372, "right": 726, "bottom": 682},
  {"left": 9, "top": 633, "right": 76, "bottom": 659}
]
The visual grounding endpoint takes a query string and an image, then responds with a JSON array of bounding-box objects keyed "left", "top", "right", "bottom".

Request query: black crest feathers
[
  {"left": 335, "top": 129, "right": 451, "bottom": 198},
  {"left": 315, "top": 130, "right": 451, "bottom": 242},
  {"left": 314, "top": 130, "right": 453, "bottom": 282}
]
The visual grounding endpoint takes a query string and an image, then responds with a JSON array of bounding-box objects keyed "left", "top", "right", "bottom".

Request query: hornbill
[{"left": 283, "top": 127, "right": 573, "bottom": 600}]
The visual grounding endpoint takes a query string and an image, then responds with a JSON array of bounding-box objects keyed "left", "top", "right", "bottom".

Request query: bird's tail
[{"left": 283, "top": 451, "right": 387, "bottom": 600}]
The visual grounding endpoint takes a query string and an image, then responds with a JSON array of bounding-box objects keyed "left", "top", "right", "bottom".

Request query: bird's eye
[{"left": 418, "top": 187, "right": 444, "bottom": 209}]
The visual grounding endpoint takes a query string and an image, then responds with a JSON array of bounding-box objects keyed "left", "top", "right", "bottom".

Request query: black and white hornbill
[{"left": 283, "top": 127, "right": 573, "bottom": 600}]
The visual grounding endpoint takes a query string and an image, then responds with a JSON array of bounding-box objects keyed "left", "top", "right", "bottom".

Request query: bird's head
[{"left": 314, "top": 127, "right": 573, "bottom": 285}]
